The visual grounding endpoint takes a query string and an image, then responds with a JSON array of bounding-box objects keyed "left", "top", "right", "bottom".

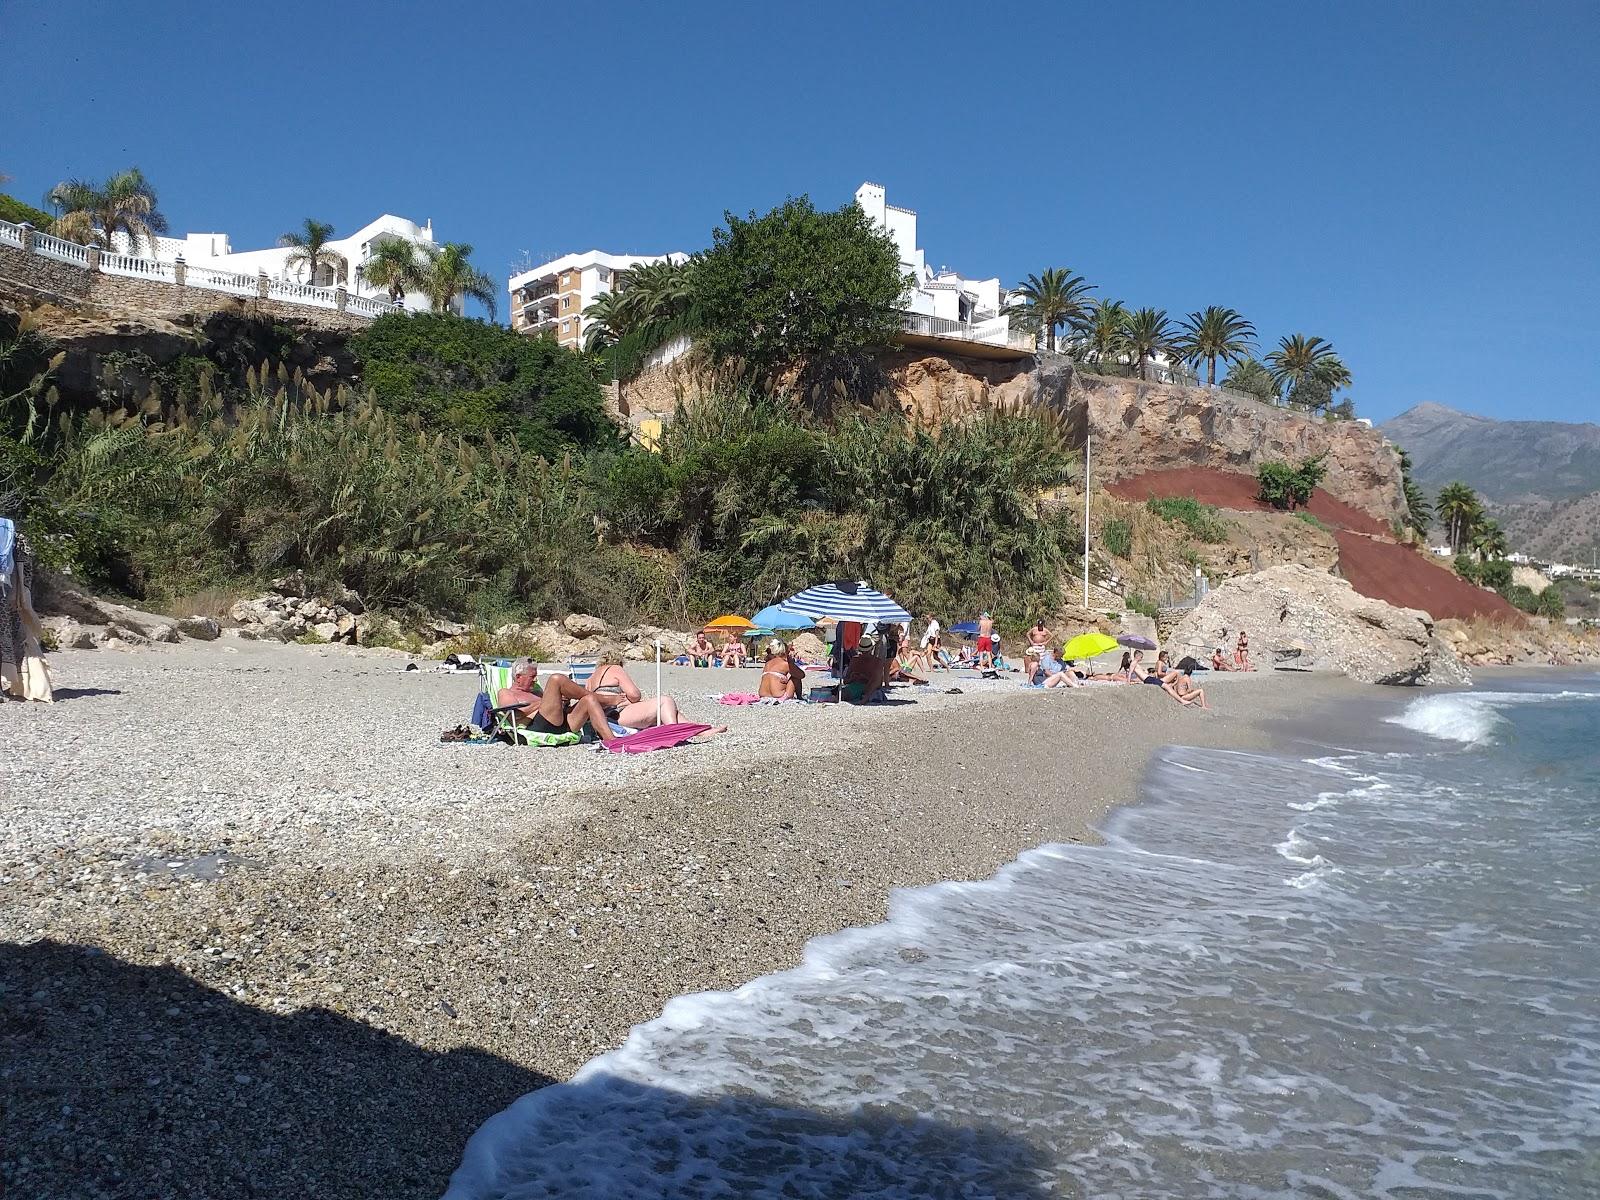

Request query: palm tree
[
  {"left": 1077, "top": 299, "right": 1129, "bottom": 364},
  {"left": 1122, "top": 307, "right": 1178, "bottom": 381},
  {"left": 614, "top": 258, "right": 693, "bottom": 330},
  {"left": 279, "top": 219, "right": 344, "bottom": 287},
  {"left": 47, "top": 167, "right": 168, "bottom": 255},
  {"left": 1396, "top": 448, "right": 1433, "bottom": 530},
  {"left": 1471, "top": 518, "right": 1508, "bottom": 563},
  {"left": 358, "top": 238, "right": 425, "bottom": 303},
  {"left": 1221, "top": 357, "right": 1276, "bottom": 403},
  {"left": 582, "top": 289, "right": 627, "bottom": 352},
  {"left": 418, "top": 242, "right": 497, "bottom": 318},
  {"left": 1004, "top": 268, "right": 1095, "bottom": 352},
  {"left": 1436, "top": 481, "right": 1481, "bottom": 553},
  {"left": 1176, "top": 306, "right": 1256, "bottom": 386},
  {"left": 1265, "top": 334, "right": 1348, "bottom": 407}
]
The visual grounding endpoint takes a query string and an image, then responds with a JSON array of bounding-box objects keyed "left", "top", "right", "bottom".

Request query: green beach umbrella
[{"left": 1062, "top": 632, "right": 1120, "bottom": 662}]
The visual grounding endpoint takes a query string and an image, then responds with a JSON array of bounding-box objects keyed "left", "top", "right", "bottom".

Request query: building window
[{"left": 561, "top": 296, "right": 570, "bottom": 311}]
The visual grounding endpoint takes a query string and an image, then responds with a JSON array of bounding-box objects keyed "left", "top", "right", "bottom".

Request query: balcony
[{"left": 896, "top": 310, "right": 1036, "bottom": 359}]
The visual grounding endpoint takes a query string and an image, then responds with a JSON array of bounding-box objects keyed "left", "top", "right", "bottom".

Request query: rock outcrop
[
  {"left": 228, "top": 575, "right": 365, "bottom": 644},
  {"left": 1168, "top": 564, "right": 1469, "bottom": 686}
]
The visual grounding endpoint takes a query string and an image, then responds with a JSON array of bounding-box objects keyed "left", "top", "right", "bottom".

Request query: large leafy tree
[
  {"left": 350, "top": 311, "right": 611, "bottom": 457},
  {"left": 1005, "top": 268, "right": 1095, "bottom": 352},
  {"left": 1176, "top": 306, "right": 1256, "bottom": 386},
  {"left": 1435, "top": 481, "right": 1482, "bottom": 553},
  {"left": 47, "top": 167, "right": 168, "bottom": 255},
  {"left": 689, "top": 196, "right": 906, "bottom": 393},
  {"left": 418, "top": 242, "right": 497, "bottom": 319},
  {"left": 358, "top": 238, "right": 426, "bottom": 303},
  {"left": 1266, "top": 334, "right": 1351, "bottom": 411},
  {"left": 1122, "top": 308, "right": 1179, "bottom": 381},
  {"left": 279, "top": 218, "right": 344, "bottom": 286}
]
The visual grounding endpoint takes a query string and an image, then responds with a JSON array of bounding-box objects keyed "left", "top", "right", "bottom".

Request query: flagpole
[{"left": 1082, "top": 430, "right": 1091, "bottom": 607}]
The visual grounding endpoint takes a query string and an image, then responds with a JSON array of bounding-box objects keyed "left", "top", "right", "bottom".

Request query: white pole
[
  {"left": 654, "top": 640, "right": 662, "bottom": 726},
  {"left": 1082, "top": 430, "right": 1092, "bottom": 607}
]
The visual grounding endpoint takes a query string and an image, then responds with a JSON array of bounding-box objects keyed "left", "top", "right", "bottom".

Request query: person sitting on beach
[
  {"left": 1026, "top": 621, "right": 1052, "bottom": 655},
  {"left": 758, "top": 640, "right": 806, "bottom": 699},
  {"left": 496, "top": 658, "right": 617, "bottom": 743},
  {"left": 719, "top": 635, "right": 746, "bottom": 668},
  {"left": 1211, "top": 647, "right": 1233, "bottom": 672},
  {"left": 1088, "top": 650, "right": 1138, "bottom": 683},
  {"left": 1234, "top": 629, "right": 1253, "bottom": 671},
  {"left": 587, "top": 651, "right": 685, "bottom": 729},
  {"left": 1141, "top": 650, "right": 1171, "bottom": 685},
  {"left": 690, "top": 632, "right": 714, "bottom": 667},
  {"left": 841, "top": 634, "right": 893, "bottom": 702},
  {"left": 1162, "top": 656, "right": 1210, "bottom": 708}
]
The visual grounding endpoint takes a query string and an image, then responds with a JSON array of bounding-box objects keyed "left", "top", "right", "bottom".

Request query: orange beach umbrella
[{"left": 703, "top": 614, "right": 756, "bottom": 632}]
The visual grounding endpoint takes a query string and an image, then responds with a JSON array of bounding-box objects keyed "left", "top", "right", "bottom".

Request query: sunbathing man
[
  {"left": 690, "top": 632, "right": 714, "bottom": 667},
  {"left": 1162, "top": 656, "right": 1211, "bottom": 709},
  {"left": 1211, "top": 646, "right": 1234, "bottom": 672},
  {"left": 758, "top": 640, "right": 806, "bottom": 699},
  {"left": 588, "top": 651, "right": 684, "bottom": 728},
  {"left": 496, "top": 658, "right": 617, "bottom": 743}
]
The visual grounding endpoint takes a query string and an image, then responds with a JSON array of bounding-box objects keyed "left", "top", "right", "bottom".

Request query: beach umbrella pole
[{"left": 655, "top": 640, "right": 662, "bottom": 726}]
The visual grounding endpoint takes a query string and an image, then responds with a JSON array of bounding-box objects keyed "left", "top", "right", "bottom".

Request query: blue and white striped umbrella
[{"left": 781, "top": 581, "right": 912, "bottom": 626}]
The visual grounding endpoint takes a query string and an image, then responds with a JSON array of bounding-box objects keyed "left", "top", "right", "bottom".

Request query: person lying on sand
[
  {"left": 497, "top": 658, "right": 617, "bottom": 743},
  {"left": 1087, "top": 651, "right": 1137, "bottom": 683},
  {"left": 588, "top": 652, "right": 685, "bottom": 729},
  {"left": 758, "top": 640, "right": 806, "bottom": 699},
  {"left": 1162, "top": 657, "right": 1210, "bottom": 709}
]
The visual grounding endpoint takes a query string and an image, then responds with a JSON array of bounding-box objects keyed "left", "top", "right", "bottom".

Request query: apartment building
[{"left": 508, "top": 250, "right": 687, "bottom": 348}]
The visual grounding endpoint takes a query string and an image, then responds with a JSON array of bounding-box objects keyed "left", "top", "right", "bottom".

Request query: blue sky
[{"left": 4, "top": 0, "right": 1596, "bottom": 424}]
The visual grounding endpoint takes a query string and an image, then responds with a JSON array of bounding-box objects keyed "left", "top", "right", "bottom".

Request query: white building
[
  {"left": 113, "top": 214, "right": 443, "bottom": 312},
  {"left": 508, "top": 250, "right": 688, "bottom": 348},
  {"left": 853, "top": 182, "right": 1022, "bottom": 353}
]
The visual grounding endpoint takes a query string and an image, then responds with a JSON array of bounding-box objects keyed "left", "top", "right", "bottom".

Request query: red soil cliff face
[{"left": 1107, "top": 467, "right": 1524, "bottom": 624}]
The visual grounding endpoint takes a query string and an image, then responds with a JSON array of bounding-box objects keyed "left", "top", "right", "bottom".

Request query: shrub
[
  {"left": 1455, "top": 553, "right": 1482, "bottom": 584},
  {"left": 0, "top": 193, "right": 54, "bottom": 228},
  {"left": 1294, "top": 511, "right": 1331, "bottom": 532},
  {"left": 1257, "top": 454, "right": 1328, "bottom": 510},
  {"left": 1144, "top": 496, "right": 1229, "bottom": 542},
  {"left": 350, "top": 312, "right": 615, "bottom": 458},
  {"left": 1536, "top": 588, "right": 1565, "bottom": 619},
  {"left": 1501, "top": 584, "right": 1540, "bottom": 614},
  {"left": 1102, "top": 517, "right": 1134, "bottom": 558},
  {"left": 1478, "top": 559, "right": 1513, "bottom": 591},
  {"left": 1125, "top": 592, "right": 1160, "bottom": 618}
]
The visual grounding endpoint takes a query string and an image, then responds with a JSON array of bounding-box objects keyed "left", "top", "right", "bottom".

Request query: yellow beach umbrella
[
  {"left": 703, "top": 614, "right": 756, "bottom": 632},
  {"left": 1062, "top": 632, "right": 1120, "bottom": 662}
]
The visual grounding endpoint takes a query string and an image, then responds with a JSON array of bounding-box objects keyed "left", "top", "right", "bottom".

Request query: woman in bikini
[
  {"left": 1235, "top": 629, "right": 1252, "bottom": 671},
  {"left": 758, "top": 640, "right": 805, "bottom": 699},
  {"left": 587, "top": 652, "right": 683, "bottom": 729}
]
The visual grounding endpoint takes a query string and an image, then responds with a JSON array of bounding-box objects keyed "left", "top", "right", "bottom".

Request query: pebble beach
[{"left": 2, "top": 640, "right": 1360, "bottom": 1199}]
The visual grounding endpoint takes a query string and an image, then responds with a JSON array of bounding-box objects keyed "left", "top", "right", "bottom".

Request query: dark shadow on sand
[
  {"left": 42, "top": 685, "right": 124, "bottom": 701},
  {"left": 0, "top": 940, "right": 553, "bottom": 1200}
]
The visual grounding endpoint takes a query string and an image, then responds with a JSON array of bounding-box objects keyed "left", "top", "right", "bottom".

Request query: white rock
[{"left": 563, "top": 613, "right": 608, "bottom": 638}]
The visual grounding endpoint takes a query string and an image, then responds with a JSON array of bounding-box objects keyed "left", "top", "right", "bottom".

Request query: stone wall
[{"left": 0, "top": 244, "right": 368, "bottom": 332}]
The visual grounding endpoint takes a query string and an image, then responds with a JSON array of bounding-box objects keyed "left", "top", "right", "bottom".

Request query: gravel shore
[{"left": 2, "top": 641, "right": 1359, "bottom": 1199}]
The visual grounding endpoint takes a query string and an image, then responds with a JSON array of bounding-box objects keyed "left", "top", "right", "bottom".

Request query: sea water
[{"left": 445, "top": 676, "right": 1600, "bottom": 1198}]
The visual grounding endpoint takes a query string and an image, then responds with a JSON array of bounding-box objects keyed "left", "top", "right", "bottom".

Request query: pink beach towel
[
  {"left": 714, "top": 692, "right": 761, "bottom": 705},
  {"left": 605, "top": 722, "right": 714, "bottom": 754}
]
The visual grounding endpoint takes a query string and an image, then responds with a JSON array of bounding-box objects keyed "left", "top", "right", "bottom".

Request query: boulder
[
  {"left": 176, "top": 615, "right": 222, "bottom": 641},
  {"left": 335, "top": 614, "right": 358, "bottom": 639},
  {"left": 427, "top": 617, "right": 470, "bottom": 639},
  {"left": 563, "top": 612, "right": 608, "bottom": 638},
  {"left": 329, "top": 585, "right": 365, "bottom": 615},
  {"left": 103, "top": 621, "right": 150, "bottom": 647},
  {"left": 41, "top": 616, "right": 100, "bottom": 650},
  {"left": 1168, "top": 563, "right": 1469, "bottom": 686},
  {"left": 270, "top": 571, "right": 309, "bottom": 598},
  {"left": 38, "top": 585, "right": 114, "bottom": 625},
  {"left": 312, "top": 621, "right": 340, "bottom": 642},
  {"left": 149, "top": 623, "right": 182, "bottom": 644}
]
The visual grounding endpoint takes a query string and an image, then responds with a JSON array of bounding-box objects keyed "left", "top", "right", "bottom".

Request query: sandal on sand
[{"left": 944, "top": 687, "right": 963, "bottom": 694}]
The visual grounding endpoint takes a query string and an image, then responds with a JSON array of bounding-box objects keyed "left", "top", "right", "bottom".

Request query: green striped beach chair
[{"left": 477, "top": 659, "right": 581, "bottom": 747}]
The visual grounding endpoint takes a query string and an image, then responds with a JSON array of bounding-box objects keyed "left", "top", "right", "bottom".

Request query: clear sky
[{"left": 3, "top": 0, "right": 1596, "bottom": 424}]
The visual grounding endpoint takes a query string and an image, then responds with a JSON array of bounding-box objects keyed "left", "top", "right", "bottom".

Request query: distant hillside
[
  {"left": 1380, "top": 401, "right": 1600, "bottom": 504},
  {"left": 1495, "top": 492, "right": 1600, "bottom": 566}
]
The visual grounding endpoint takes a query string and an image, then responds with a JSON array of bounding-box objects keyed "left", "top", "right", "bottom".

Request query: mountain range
[{"left": 1379, "top": 402, "right": 1600, "bottom": 564}]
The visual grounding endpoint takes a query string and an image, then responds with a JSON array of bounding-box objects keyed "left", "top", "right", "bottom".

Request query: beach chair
[
  {"left": 475, "top": 659, "right": 580, "bottom": 747},
  {"left": 563, "top": 656, "right": 598, "bottom": 687}
]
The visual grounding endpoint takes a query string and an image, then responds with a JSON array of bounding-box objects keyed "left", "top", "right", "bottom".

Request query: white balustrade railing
[
  {"left": 900, "top": 309, "right": 1030, "bottom": 351},
  {"left": 0, "top": 216, "right": 395, "bottom": 321}
]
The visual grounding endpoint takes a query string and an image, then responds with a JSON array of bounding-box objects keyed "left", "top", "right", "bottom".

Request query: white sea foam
[{"left": 1389, "top": 688, "right": 1600, "bottom": 745}]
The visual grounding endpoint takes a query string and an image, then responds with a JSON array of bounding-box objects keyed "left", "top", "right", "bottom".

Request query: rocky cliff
[{"left": 879, "top": 352, "right": 1407, "bottom": 526}]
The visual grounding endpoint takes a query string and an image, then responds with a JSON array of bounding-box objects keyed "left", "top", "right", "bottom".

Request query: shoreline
[{"left": 4, "top": 641, "right": 1367, "bottom": 1199}]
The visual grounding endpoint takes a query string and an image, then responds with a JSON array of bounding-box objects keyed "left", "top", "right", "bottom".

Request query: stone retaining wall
[{"left": 0, "top": 243, "right": 369, "bottom": 332}]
